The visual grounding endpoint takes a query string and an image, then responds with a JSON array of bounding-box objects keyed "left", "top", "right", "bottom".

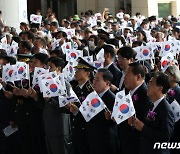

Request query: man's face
[
  {"left": 30, "top": 58, "right": 44, "bottom": 72},
  {"left": 93, "top": 72, "right": 108, "bottom": 94},
  {"left": 118, "top": 55, "right": 132, "bottom": 71},
  {"left": 124, "top": 66, "right": 138, "bottom": 90},
  {"left": 147, "top": 77, "right": 160, "bottom": 98},
  {"left": 74, "top": 69, "right": 88, "bottom": 82},
  {"left": 47, "top": 61, "right": 57, "bottom": 72}
]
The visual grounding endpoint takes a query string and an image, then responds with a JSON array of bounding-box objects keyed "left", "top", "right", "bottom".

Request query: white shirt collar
[
  {"left": 79, "top": 82, "right": 87, "bottom": 89},
  {"left": 98, "top": 88, "right": 109, "bottom": 98},
  {"left": 104, "top": 62, "right": 113, "bottom": 69},
  {"left": 152, "top": 96, "right": 164, "bottom": 111},
  {"left": 130, "top": 82, "right": 144, "bottom": 96}
]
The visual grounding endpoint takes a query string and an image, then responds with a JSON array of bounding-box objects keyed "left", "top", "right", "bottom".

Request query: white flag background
[
  {"left": 41, "top": 76, "right": 66, "bottom": 97},
  {"left": 112, "top": 90, "right": 135, "bottom": 124},
  {"left": 32, "top": 67, "right": 49, "bottom": 87},
  {"left": 2, "top": 64, "right": 16, "bottom": 82},
  {"left": 59, "top": 87, "right": 80, "bottom": 107},
  {"left": 38, "top": 71, "right": 57, "bottom": 92},
  {"left": 79, "top": 91, "right": 105, "bottom": 122},
  {"left": 14, "top": 62, "right": 29, "bottom": 81},
  {"left": 30, "top": 14, "right": 42, "bottom": 24},
  {"left": 170, "top": 100, "right": 180, "bottom": 122}
]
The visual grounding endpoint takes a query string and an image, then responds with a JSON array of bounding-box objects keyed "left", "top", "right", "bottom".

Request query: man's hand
[
  {"left": 134, "top": 118, "right": 144, "bottom": 131},
  {"left": 69, "top": 103, "right": 79, "bottom": 114},
  {"left": 4, "top": 91, "right": 13, "bottom": 99},
  {"left": 104, "top": 110, "right": 112, "bottom": 120},
  {"left": 28, "top": 87, "right": 38, "bottom": 101},
  {"left": 20, "top": 88, "right": 29, "bottom": 97},
  {"left": 128, "top": 116, "right": 136, "bottom": 127},
  {"left": 13, "top": 86, "right": 21, "bottom": 96}
]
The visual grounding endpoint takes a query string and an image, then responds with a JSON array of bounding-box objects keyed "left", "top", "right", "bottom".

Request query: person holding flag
[
  {"left": 129, "top": 72, "right": 175, "bottom": 154},
  {"left": 68, "top": 57, "right": 95, "bottom": 154},
  {"left": 88, "top": 68, "right": 118, "bottom": 154},
  {"left": 12, "top": 53, "right": 49, "bottom": 154},
  {"left": 118, "top": 62, "right": 151, "bottom": 154},
  {"left": 42, "top": 57, "right": 72, "bottom": 154}
]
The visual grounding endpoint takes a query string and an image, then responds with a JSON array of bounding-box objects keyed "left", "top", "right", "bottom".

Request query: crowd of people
[{"left": 0, "top": 7, "right": 180, "bottom": 154}]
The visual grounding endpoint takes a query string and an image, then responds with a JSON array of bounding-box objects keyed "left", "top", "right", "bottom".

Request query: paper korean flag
[
  {"left": 66, "top": 49, "right": 83, "bottom": 62},
  {"left": 2, "top": 64, "right": 16, "bottom": 82},
  {"left": 61, "top": 42, "right": 72, "bottom": 54},
  {"left": 116, "top": 12, "right": 124, "bottom": 19},
  {"left": 82, "top": 56, "right": 93, "bottom": 63},
  {"left": 66, "top": 29, "right": 75, "bottom": 39},
  {"left": 94, "top": 13, "right": 101, "bottom": 19},
  {"left": 63, "top": 61, "right": 77, "bottom": 82},
  {"left": 41, "top": 77, "right": 66, "bottom": 97},
  {"left": 96, "top": 48, "right": 104, "bottom": 62},
  {"left": 32, "top": 67, "right": 49, "bottom": 87},
  {"left": 139, "top": 46, "right": 154, "bottom": 60},
  {"left": 1, "top": 36, "right": 7, "bottom": 45},
  {"left": 112, "top": 91, "right": 135, "bottom": 124},
  {"left": 79, "top": 91, "right": 105, "bottom": 122},
  {"left": 14, "top": 62, "right": 29, "bottom": 81},
  {"left": 7, "top": 41, "right": 18, "bottom": 57},
  {"left": 38, "top": 71, "right": 57, "bottom": 92},
  {"left": 160, "top": 41, "right": 176, "bottom": 57},
  {"left": 71, "top": 41, "right": 78, "bottom": 49},
  {"left": 1, "top": 37, "right": 7, "bottom": 50},
  {"left": 30, "top": 14, "right": 42, "bottom": 24},
  {"left": 93, "top": 60, "right": 104, "bottom": 69},
  {"left": 52, "top": 38, "right": 61, "bottom": 50},
  {"left": 160, "top": 52, "right": 174, "bottom": 70},
  {"left": 111, "top": 90, "right": 126, "bottom": 117},
  {"left": 56, "top": 73, "right": 66, "bottom": 93},
  {"left": 59, "top": 87, "right": 80, "bottom": 107},
  {"left": 170, "top": 100, "right": 180, "bottom": 122}
]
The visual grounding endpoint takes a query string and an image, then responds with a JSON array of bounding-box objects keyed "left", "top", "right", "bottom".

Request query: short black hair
[
  {"left": 97, "top": 68, "right": 113, "bottom": 84},
  {"left": 129, "top": 62, "right": 145, "bottom": 78},
  {"left": 153, "top": 72, "right": 170, "bottom": 94},
  {"left": 48, "top": 57, "right": 65, "bottom": 69},
  {"left": 33, "top": 53, "right": 49, "bottom": 65},
  {"left": 102, "top": 44, "right": 115, "bottom": 59},
  {"left": 106, "top": 38, "right": 119, "bottom": 48},
  {"left": 50, "top": 22, "right": 58, "bottom": 28},
  {"left": 117, "top": 46, "right": 137, "bottom": 59},
  {"left": 19, "top": 40, "right": 32, "bottom": 51},
  {"left": 3, "top": 56, "right": 16, "bottom": 65},
  {"left": 50, "top": 49, "right": 65, "bottom": 59}
]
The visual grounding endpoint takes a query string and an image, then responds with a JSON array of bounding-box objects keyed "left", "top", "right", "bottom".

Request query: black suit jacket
[
  {"left": 108, "top": 63, "right": 122, "bottom": 88},
  {"left": 118, "top": 82, "right": 151, "bottom": 154},
  {"left": 87, "top": 89, "right": 118, "bottom": 154},
  {"left": 139, "top": 98, "right": 175, "bottom": 154}
]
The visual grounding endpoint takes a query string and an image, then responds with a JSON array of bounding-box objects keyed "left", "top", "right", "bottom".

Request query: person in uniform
[
  {"left": 69, "top": 57, "right": 96, "bottom": 154},
  {"left": 42, "top": 57, "right": 72, "bottom": 154},
  {"left": 11, "top": 53, "right": 48, "bottom": 154}
]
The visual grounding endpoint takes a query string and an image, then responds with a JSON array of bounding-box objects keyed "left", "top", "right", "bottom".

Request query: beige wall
[
  {"left": 77, "top": 0, "right": 119, "bottom": 17},
  {"left": 77, "top": 0, "right": 179, "bottom": 18},
  {"left": 131, "top": 0, "right": 158, "bottom": 17}
]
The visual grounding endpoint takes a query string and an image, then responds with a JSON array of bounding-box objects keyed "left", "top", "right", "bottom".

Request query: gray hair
[{"left": 166, "top": 65, "right": 180, "bottom": 82}]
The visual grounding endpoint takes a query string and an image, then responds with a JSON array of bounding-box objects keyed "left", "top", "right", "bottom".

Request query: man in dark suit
[
  {"left": 130, "top": 72, "right": 175, "bottom": 154},
  {"left": 69, "top": 57, "right": 95, "bottom": 154},
  {"left": 102, "top": 44, "right": 122, "bottom": 90},
  {"left": 87, "top": 68, "right": 118, "bottom": 154},
  {"left": 118, "top": 62, "right": 151, "bottom": 154}
]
